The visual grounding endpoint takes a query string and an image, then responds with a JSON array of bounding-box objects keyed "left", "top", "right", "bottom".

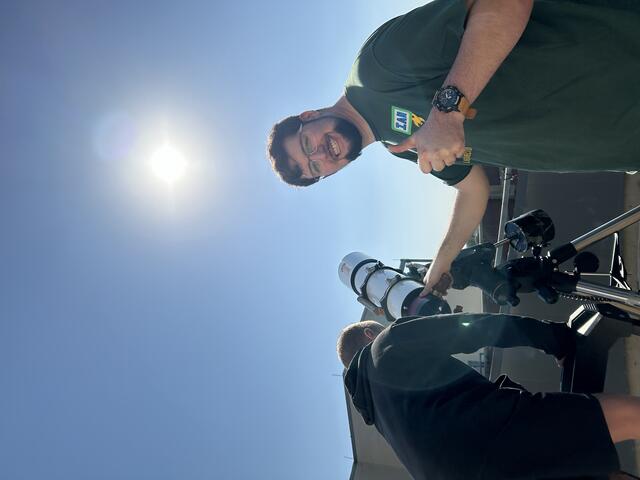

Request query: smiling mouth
[{"left": 327, "top": 136, "right": 341, "bottom": 158}]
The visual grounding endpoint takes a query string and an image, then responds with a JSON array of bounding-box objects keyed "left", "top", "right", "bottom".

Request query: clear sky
[{"left": 0, "top": 1, "right": 455, "bottom": 479}]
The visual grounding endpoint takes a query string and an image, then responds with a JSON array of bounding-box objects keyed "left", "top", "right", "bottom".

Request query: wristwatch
[{"left": 432, "top": 85, "right": 477, "bottom": 119}]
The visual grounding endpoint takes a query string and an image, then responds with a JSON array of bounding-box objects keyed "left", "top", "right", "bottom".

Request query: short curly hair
[
  {"left": 337, "top": 320, "right": 385, "bottom": 368},
  {"left": 266, "top": 115, "right": 319, "bottom": 187}
]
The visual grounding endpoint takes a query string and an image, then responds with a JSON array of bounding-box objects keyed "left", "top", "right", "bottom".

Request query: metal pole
[
  {"left": 494, "top": 168, "right": 513, "bottom": 267},
  {"left": 490, "top": 168, "right": 514, "bottom": 381},
  {"left": 575, "top": 280, "right": 640, "bottom": 308},
  {"left": 571, "top": 204, "right": 640, "bottom": 252}
]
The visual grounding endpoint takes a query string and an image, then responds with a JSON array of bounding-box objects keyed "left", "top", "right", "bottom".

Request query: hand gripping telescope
[{"left": 338, "top": 210, "right": 556, "bottom": 321}]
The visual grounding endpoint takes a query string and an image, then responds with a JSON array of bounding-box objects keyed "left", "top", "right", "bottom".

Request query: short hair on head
[
  {"left": 266, "top": 115, "right": 319, "bottom": 187},
  {"left": 337, "top": 320, "right": 385, "bottom": 368}
]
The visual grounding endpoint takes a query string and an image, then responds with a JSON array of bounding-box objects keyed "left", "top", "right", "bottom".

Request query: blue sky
[{"left": 0, "top": 1, "right": 455, "bottom": 479}]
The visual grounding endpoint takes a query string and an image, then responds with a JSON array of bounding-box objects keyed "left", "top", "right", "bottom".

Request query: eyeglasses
[
  {"left": 298, "top": 123, "right": 322, "bottom": 179},
  {"left": 299, "top": 123, "right": 317, "bottom": 156}
]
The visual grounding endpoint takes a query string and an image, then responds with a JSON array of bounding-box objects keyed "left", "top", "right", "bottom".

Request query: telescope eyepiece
[{"left": 504, "top": 209, "right": 555, "bottom": 252}]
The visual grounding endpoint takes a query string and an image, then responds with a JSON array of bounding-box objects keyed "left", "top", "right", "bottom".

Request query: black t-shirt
[{"left": 344, "top": 314, "right": 580, "bottom": 479}]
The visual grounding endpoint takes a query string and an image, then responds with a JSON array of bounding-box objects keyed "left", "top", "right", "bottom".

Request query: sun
[{"left": 149, "top": 143, "right": 188, "bottom": 185}]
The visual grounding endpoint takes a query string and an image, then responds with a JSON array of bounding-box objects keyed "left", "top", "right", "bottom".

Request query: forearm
[
  {"left": 445, "top": 0, "right": 533, "bottom": 102},
  {"left": 454, "top": 313, "right": 574, "bottom": 358},
  {"left": 389, "top": 313, "right": 574, "bottom": 358},
  {"left": 433, "top": 167, "right": 489, "bottom": 268}
]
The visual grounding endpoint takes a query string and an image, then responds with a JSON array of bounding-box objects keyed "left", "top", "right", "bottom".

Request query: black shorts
[
  {"left": 475, "top": 376, "right": 619, "bottom": 479},
  {"left": 380, "top": 374, "right": 619, "bottom": 479}
]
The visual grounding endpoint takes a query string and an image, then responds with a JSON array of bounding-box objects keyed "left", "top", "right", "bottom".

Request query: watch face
[{"left": 438, "top": 88, "right": 459, "bottom": 108}]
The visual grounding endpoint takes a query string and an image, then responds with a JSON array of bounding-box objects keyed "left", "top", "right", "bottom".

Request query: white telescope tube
[{"left": 339, "top": 252, "right": 426, "bottom": 320}]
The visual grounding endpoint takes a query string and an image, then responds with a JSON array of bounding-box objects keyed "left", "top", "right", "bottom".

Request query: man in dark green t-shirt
[{"left": 266, "top": 0, "right": 640, "bottom": 294}]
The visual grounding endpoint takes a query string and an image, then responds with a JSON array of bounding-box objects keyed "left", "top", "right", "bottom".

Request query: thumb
[
  {"left": 387, "top": 136, "right": 415, "bottom": 154},
  {"left": 419, "top": 273, "right": 436, "bottom": 298},
  {"left": 419, "top": 284, "right": 433, "bottom": 298}
]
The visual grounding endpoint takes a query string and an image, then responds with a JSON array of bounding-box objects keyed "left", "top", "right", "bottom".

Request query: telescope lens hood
[{"left": 404, "top": 292, "right": 452, "bottom": 317}]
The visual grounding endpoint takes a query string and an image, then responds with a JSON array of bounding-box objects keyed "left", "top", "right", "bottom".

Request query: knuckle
[{"left": 418, "top": 155, "right": 432, "bottom": 174}]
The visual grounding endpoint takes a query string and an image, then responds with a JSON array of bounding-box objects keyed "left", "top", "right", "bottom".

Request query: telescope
[
  {"left": 339, "top": 208, "right": 640, "bottom": 324},
  {"left": 338, "top": 252, "right": 452, "bottom": 323},
  {"left": 338, "top": 210, "right": 554, "bottom": 321}
]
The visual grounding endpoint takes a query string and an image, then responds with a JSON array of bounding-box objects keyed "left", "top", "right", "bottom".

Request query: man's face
[{"left": 283, "top": 115, "right": 363, "bottom": 181}]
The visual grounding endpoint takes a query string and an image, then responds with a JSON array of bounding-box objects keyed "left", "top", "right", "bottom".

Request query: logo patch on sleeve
[
  {"left": 411, "top": 113, "right": 425, "bottom": 128},
  {"left": 391, "top": 106, "right": 412, "bottom": 135}
]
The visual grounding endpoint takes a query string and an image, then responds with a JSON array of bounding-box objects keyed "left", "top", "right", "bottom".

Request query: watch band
[{"left": 458, "top": 96, "right": 477, "bottom": 120}]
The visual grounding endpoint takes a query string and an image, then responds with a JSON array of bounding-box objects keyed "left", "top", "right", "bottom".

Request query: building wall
[{"left": 350, "top": 462, "right": 412, "bottom": 480}]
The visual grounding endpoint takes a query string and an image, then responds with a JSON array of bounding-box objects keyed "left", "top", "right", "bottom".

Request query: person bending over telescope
[
  {"left": 267, "top": 0, "right": 640, "bottom": 297},
  {"left": 338, "top": 315, "right": 640, "bottom": 480}
]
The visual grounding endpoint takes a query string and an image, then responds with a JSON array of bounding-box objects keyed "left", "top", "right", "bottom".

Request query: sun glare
[{"left": 150, "top": 143, "right": 188, "bottom": 185}]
